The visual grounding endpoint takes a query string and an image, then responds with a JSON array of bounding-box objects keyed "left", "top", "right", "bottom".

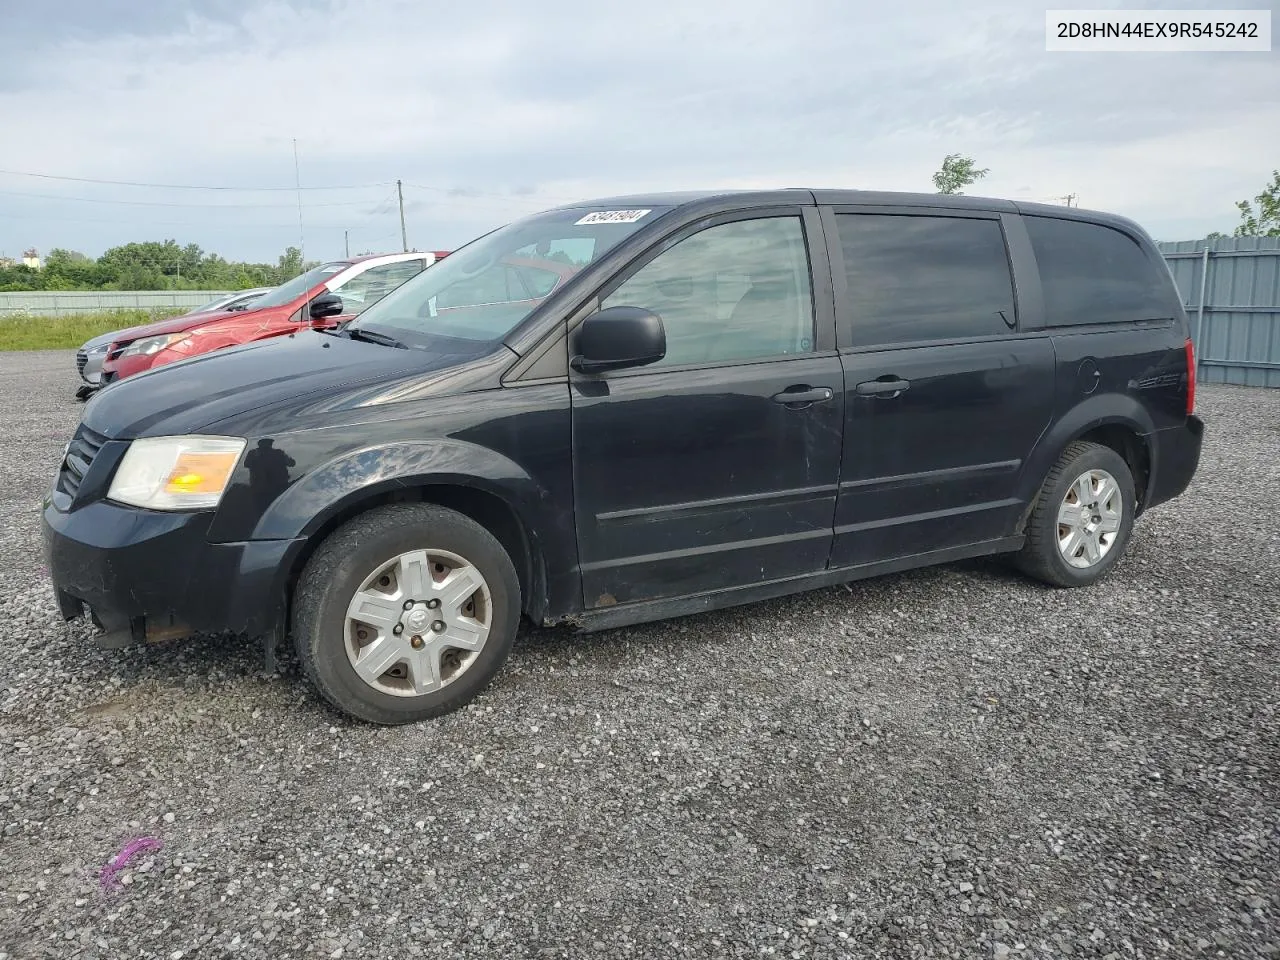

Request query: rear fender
[{"left": 1013, "top": 392, "right": 1157, "bottom": 531}]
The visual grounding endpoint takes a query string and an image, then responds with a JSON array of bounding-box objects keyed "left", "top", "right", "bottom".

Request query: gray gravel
[{"left": 1, "top": 349, "right": 1277, "bottom": 960}]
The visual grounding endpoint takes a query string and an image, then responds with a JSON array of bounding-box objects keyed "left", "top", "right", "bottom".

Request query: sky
[{"left": 1, "top": 0, "right": 1277, "bottom": 264}]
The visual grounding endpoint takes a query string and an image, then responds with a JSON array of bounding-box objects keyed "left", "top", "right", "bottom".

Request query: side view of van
[{"left": 43, "top": 189, "right": 1203, "bottom": 725}]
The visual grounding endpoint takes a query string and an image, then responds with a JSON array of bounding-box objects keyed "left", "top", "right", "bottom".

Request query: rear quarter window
[{"left": 1025, "top": 216, "right": 1180, "bottom": 327}]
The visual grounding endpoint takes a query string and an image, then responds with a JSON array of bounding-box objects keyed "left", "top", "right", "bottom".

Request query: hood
[
  {"left": 83, "top": 329, "right": 131, "bottom": 351},
  {"left": 110, "top": 304, "right": 286, "bottom": 342},
  {"left": 82, "top": 329, "right": 505, "bottom": 439},
  {"left": 86, "top": 317, "right": 185, "bottom": 350}
]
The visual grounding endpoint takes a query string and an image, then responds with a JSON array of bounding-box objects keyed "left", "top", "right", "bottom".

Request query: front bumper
[
  {"left": 1145, "top": 414, "right": 1205, "bottom": 511},
  {"left": 77, "top": 349, "right": 104, "bottom": 386},
  {"left": 41, "top": 497, "right": 305, "bottom": 647}
]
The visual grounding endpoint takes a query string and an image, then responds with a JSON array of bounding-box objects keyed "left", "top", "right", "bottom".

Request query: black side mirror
[
  {"left": 571, "top": 305, "right": 666, "bottom": 374},
  {"left": 309, "top": 292, "right": 345, "bottom": 320}
]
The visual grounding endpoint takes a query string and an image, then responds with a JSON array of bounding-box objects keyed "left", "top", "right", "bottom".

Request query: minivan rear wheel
[
  {"left": 292, "top": 503, "right": 520, "bottom": 724},
  {"left": 1015, "top": 440, "right": 1136, "bottom": 588}
]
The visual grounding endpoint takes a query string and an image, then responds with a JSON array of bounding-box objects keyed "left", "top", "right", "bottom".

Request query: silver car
[{"left": 74, "top": 287, "right": 272, "bottom": 398}]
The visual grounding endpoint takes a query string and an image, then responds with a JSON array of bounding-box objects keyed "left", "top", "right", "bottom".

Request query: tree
[
  {"left": 0, "top": 239, "right": 314, "bottom": 292},
  {"left": 1232, "top": 169, "right": 1280, "bottom": 237},
  {"left": 43, "top": 248, "right": 108, "bottom": 289},
  {"left": 99, "top": 240, "right": 189, "bottom": 287},
  {"left": 276, "top": 246, "right": 305, "bottom": 283},
  {"left": 45, "top": 249, "right": 91, "bottom": 267},
  {"left": 933, "top": 154, "right": 990, "bottom": 195}
]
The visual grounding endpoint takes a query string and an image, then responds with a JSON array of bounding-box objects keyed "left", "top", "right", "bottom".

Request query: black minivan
[{"left": 43, "top": 190, "right": 1204, "bottom": 724}]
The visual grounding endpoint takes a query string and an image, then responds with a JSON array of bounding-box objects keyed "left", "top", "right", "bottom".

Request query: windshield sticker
[{"left": 575, "top": 209, "right": 651, "bottom": 225}]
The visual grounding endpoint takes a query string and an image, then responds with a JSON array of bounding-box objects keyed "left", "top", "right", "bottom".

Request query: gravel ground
[{"left": 1, "top": 349, "right": 1277, "bottom": 960}]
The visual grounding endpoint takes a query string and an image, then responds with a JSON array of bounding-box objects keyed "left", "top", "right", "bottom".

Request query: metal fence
[
  {"left": 1158, "top": 237, "right": 1280, "bottom": 388},
  {"left": 0, "top": 290, "right": 232, "bottom": 317}
]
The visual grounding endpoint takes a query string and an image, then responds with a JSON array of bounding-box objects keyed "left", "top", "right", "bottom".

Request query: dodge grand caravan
[{"left": 43, "top": 190, "right": 1204, "bottom": 725}]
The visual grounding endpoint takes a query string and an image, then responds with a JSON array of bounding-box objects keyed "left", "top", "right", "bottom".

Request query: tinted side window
[
  {"left": 603, "top": 217, "right": 814, "bottom": 368},
  {"left": 835, "top": 214, "right": 1015, "bottom": 347},
  {"left": 1025, "top": 216, "right": 1177, "bottom": 326}
]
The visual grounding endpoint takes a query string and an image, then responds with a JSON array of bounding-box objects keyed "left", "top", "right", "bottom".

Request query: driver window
[{"left": 601, "top": 216, "right": 814, "bottom": 368}]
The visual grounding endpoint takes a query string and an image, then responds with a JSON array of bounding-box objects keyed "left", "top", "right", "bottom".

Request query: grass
[{"left": 0, "top": 309, "right": 186, "bottom": 351}]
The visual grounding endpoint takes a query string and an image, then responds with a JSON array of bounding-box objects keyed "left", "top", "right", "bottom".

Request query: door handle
[
  {"left": 855, "top": 377, "right": 911, "bottom": 398},
  {"left": 771, "top": 386, "right": 834, "bottom": 408}
]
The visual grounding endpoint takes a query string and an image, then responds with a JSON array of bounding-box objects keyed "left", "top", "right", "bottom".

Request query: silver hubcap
[
  {"left": 1057, "top": 468, "right": 1123, "bottom": 569},
  {"left": 344, "top": 548, "right": 491, "bottom": 697}
]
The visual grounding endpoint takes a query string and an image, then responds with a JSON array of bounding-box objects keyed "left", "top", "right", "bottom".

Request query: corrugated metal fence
[
  {"left": 0, "top": 290, "right": 231, "bottom": 317},
  {"left": 1158, "top": 236, "right": 1280, "bottom": 388}
]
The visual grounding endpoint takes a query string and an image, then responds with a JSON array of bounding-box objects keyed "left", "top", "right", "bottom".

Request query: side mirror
[
  {"left": 309, "top": 293, "right": 345, "bottom": 320},
  {"left": 570, "top": 305, "right": 666, "bottom": 374}
]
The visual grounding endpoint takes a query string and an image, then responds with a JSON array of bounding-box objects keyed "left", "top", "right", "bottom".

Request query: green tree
[
  {"left": 0, "top": 240, "right": 308, "bottom": 292},
  {"left": 99, "top": 240, "right": 190, "bottom": 287},
  {"left": 1232, "top": 169, "right": 1280, "bottom": 237},
  {"left": 276, "top": 246, "right": 305, "bottom": 283},
  {"left": 0, "top": 264, "right": 44, "bottom": 291},
  {"left": 44, "top": 248, "right": 108, "bottom": 289},
  {"left": 933, "top": 154, "right": 990, "bottom": 195}
]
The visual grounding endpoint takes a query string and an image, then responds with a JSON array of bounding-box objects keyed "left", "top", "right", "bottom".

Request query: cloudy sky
[{"left": 1, "top": 0, "right": 1276, "bottom": 263}]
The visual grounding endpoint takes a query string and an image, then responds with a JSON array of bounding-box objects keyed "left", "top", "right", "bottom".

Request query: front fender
[{"left": 250, "top": 438, "right": 550, "bottom": 541}]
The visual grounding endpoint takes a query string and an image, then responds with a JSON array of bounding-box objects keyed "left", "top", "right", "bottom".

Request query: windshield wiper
[{"left": 346, "top": 327, "right": 408, "bottom": 349}]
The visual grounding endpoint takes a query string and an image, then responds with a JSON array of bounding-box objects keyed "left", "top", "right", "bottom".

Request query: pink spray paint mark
[{"left": 99, "top": 836, "right": 163, "bottom": 891}]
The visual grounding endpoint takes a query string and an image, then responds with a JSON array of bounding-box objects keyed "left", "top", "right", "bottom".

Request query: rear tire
[
  {"left": 1015, "top": 441, "right": 1135, "bottom": 588},
  {"left": 292, "top": 503, "right": 520, "bottom": 724}
]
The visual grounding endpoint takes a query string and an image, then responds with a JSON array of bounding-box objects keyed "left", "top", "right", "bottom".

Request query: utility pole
[
  {"left": 397, "top": 179, "right": 408, "bottom": 252},
  {"left": 1063, "top": 193, "right": 1077, "bottom": 208},
  {"left": 344, "top": 230, "right": 350, "bottom": 258}
]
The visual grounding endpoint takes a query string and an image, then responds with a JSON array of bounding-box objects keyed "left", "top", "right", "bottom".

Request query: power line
[
  {"left": 0, "top": 168, "right": 393, "bottom": 192},
  {"left": 0, "top": 188, "right": 384, "bottom": 209},
  {"left": 401, "top": 182, "right": 585, "bottom": 205},
  {"left": 0, "top": 210, "right": 313, "bottom": 228}
]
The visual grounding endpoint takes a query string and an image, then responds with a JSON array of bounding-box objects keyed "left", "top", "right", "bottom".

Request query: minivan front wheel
[
  {"left": 292, "top": 504, "right": 520, "bottom": 724},
  {"left": 1016, "top": 441, "right": 1136, "bottom": 588}
]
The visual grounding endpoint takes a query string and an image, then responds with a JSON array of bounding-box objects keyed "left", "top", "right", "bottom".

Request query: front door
[{"left": 569, "top": 209, "right": 845, "bottom": 608}]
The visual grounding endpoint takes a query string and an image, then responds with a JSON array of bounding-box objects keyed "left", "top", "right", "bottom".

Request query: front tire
[
  {"left": 292, "top": 503, "right": 520, "bottom": 724},
  {"left": 1015, "top": 441, "right": 1136, "bottom": 588}
]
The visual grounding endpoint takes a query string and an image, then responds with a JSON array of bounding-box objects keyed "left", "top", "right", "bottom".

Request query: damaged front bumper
[{"left": 41, "top": 495, "right": 303, "bottom": 650}]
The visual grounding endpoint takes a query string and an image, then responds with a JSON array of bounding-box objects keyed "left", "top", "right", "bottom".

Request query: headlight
[
  {"left": 119, "top": 333, "right": 189, "bottom": 358},
  {"left": 108, "top": 436, "right": 246, "bottom": 510}
]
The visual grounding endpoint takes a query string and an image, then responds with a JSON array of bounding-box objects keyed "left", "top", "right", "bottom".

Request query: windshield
[
  {"left": 348, "top": 206, "right": 672, "bottom": 343},
  {"left": 192, "top": 293, "right": 235, "bottom": 313},
  {"left": 254, "top": 262, "right": 349, "bottom": 308}
]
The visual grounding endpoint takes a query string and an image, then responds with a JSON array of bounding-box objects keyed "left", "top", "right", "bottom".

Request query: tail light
[{"left": 1184, "top": 337, "right": 1196, "bottom": 416}]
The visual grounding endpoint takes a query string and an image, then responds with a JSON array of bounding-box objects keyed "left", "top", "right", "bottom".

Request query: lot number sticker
[{"left": 575, "top": 209, "right": 651, "bottom": 225}]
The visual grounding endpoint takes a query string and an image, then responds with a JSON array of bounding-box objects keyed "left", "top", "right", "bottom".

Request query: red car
[{"left": 100, "top": 251, "right": 447, "bottom": 384}]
